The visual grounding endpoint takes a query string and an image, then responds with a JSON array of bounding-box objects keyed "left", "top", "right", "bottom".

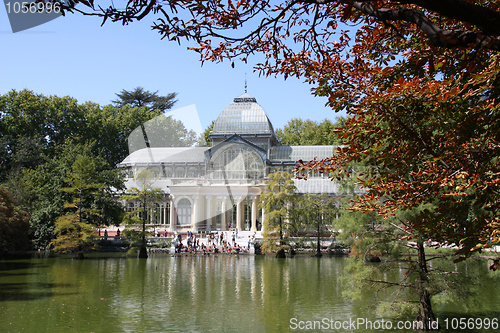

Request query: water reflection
[{"left": 0, "top": 255, "right": 498, "bottom": 332}]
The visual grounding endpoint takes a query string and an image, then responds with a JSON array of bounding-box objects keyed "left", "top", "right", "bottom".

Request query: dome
[{"left": 211, "top": 93, "right": 275, "bottom": 136}]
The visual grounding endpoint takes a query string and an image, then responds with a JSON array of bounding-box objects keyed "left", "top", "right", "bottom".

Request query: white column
[
  {"left": 251, "top": 195, "right": 259, "bottom": 232},
  {"left": 205, "top": 196, "right": 213, "bottom": 230},
  {"left": 192, "top": 195, "right": 199, "bottom": 231},
  {"left": 221, "top": 196, "right": 227, "bottom": 230},
  {"left": 196, "top": 195, "right": 204, "bottom": 231},
  {"left": 163, "top": 199, "right": 167, "bottom": 225},
  {"left": 169, "top": 197, "right": 175, "bottom": 232},
  {"left": 236, "top": 197, "right": 243, "bottom": 232}
]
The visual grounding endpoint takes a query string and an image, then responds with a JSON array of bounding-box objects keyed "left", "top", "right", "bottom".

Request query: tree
[
  {"left": 50, "top": 154, "right": 123, "bottom": 258},
  {"left": 275, "top": 118, "right": 344, "bottom": 146},
  {"left": 260, "top": 169, "right": 297, "bottom": 257},
  {"left": 61, "top": 155, "right": 103, "bottom": 224},
  {"left": 0, "top": 186, "right": 30, "bottom": 256},
  {"left": 128, "top": 113, "right": 199, "bottom": 152},
  {"left": 112, "top": 87, "right": 177, "bottom": 112},
  {"left": 337, "top": 203, "right": 484, "bottom": 328},
  {"left": 0, "top": 89, "right": 165, "bottom": 179},
  {"left": 298, "top": 193, "right": 339, "bottom": 257},
  {"left": 22, "top": 143, "right": 124, "bottom": 250},
  {"left": 122, "top": 168, "right": 165, "bottom": 259},
  {"left": 200, "top": 120, "right": 215, "bottom": 147}
]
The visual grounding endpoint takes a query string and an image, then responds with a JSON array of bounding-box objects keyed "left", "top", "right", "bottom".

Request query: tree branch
[
  {"left": 399, "top": 0, "right": 500, "bottom": 35},
  {"left": 362, "top": 278, "right": 414, "bottom": 288},
  {"left": 300, "top": 0, "right": 500, "bottom": 50},
  {"left": 350, "top": 1, "right": 500, "bottom": 50}
]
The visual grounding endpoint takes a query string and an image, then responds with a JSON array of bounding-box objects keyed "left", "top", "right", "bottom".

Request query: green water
[{"left": 0, "top": 255, "right": 499, "bottom": 332}]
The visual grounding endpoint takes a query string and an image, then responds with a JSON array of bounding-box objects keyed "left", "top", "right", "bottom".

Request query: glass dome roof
[{"left": 211, "top": 93, "right": 275, "bottom": 135}]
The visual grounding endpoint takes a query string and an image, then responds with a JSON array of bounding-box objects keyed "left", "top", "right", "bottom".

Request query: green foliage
[
  {"left": 334, "top": 199, "right": 387, "bottom": 258},
  {"left": 0, "top": 89, "right": 154, "bottom": 248},
  {"left": 122, "top": 228, "right": 143, "bottom": 248},
  {"left": 0, "top": 186, "right": 30, "bottom": 255},
  {"left": 260, "top": 173, "right": 341, "bottom": 253},
  {"left": 0, "top": 89, "right": 164, "bottom": 180},
  {"left": 260, "top": 170, "right": 297, "bottom": 248},
  {"left": 200, "top": 120, "right": 215, "bottom": 147},
  {"left": 296, "top": 193, "right": 339, "bottom": 232},
  {"left": 376, "top": 301, "right": 418, "bottom": 321},
  {"left": 21, "top": 143, "right": 124, "bottom": 249},
  {"left": 112, "top": 86, "right": 177, "bottom": 112},
  {"left": 275, "top": 117, "right": 345, "bottom": 146},
  {"left": 337, "top": 202, "right": 487, "bottom": 322},
  {"left": 342, "top": 254, "right": 485, "bottom": 321},
  {"left": 260, "top": 239, "right": 290, "bottom": 254},
  {"left": 50, "top": 214, "right": 96, "bottom": 256},
  {"left": 50, "top": 152, "right": 124, "bottom": 256},
  {"left": 126, "top": 246, "right": 140, "bottom": 258},
  {"left": 128, "top": 113, "right": 199, "bottom": 153},
  {"left": 61, "top": 155, "right": 103, "bottom": 222}
]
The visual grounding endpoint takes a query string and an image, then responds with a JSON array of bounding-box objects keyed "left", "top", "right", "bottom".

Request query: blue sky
[{"left": 0, "top": 5, "right": 345, "bottom": 131}]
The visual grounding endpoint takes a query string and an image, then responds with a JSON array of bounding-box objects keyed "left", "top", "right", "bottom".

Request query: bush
[
  {"left": 149, "top": 238, "right": 172, "bottom": 249},
  {"left": 126, "top": 246, "right": 139, "bottom": 257},
  {"left": 0, "top": 187, "right": 30, "bottom": 256}
]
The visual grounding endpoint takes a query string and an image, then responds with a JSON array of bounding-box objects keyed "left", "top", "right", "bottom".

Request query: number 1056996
[
  {"left": 5, "top": 1, "right": 61, "bottom": 14},
  {"left": 443, "top": 317, "right": 498, "bottom": 330}
]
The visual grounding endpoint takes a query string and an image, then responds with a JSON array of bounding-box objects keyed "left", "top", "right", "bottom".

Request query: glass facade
[
  {"left": 212, "top": 94, "right": 274, "bottom": 135},
  {"left": 209, "top": 143, "right": 265, "bottom": 180},
  {"left": 269, "top": 146, "right": 335, "bottom": 161},
  {"left": 125, "top": 200, "right": 170, "bottom": 225}
]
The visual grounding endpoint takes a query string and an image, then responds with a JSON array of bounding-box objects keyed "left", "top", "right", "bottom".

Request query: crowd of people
[{"left": 173, "top": 231, "right": 255, "bottom": 255}]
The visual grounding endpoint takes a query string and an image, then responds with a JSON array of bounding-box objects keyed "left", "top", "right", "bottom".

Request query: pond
[{"left": 0, "top": 254, "right": 499, "bottom": 332}]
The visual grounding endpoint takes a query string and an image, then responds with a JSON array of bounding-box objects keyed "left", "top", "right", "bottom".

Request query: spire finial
[{"left": 244, "top": 73, "right": 247, "bottom": 93}]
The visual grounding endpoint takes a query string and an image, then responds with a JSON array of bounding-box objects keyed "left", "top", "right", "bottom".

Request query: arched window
[
  {"left": 163, "top": 166, "right": 173, "bottom": 178},
  {"left": 176, "top": 198, "right": 191, "bottom": 225},
  {"left": 187, "top": 167, "right": 198, "bottom": 178},
  {"left": 149, "top": 166, "right": 161, "bottom": 177},
  {"left": 126, "top": 167, "right": 133, "bottom": 178},
  {"left": 127, "top": 201, "right": 136, "bottom": 214},
  {"left": 209, "top": 144, "right": 264, "bottom": 181},
  {"left": 151, "top": 203, "right": 161, "bottom": 224},
  {"left": 175, "top": 167, "right": 185, "bottom": 178}
]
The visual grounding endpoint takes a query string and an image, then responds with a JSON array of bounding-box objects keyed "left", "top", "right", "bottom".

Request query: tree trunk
[
  {"left": 315, "top": 217, "right": 322, "bottom": 257},
  {"left": 75, "top": 245, "right": 84, "bottom": 260},
  {"left": 279, "top": 217, "right": 283, "bottom": 240},
  {"left": 138, "top": 246, "right": 148, "bottom": 259},
  {"left": 415, "top": 242, "right": 438, "bottom": 330},
  {"left": 276, "top": 248, "right": 286, "bottom": 258},
  {"left": 139, "top": 195, "right": 148, "bottom": 259}
]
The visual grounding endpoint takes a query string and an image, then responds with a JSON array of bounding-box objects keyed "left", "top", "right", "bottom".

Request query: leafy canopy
[
  {"left": 0, "top": 186, "right": 30, "bottom": 255},
  {"left": 260, "top": 169, "right": 297, "bottom": 241},
  {"left": 50, "top": 155, "right": 104, "bottom": 256},
  {"left": 275, "top": 118, "right": 345, "bottom": 146},
  {"left": 112, "top": 86, "right": 178, "bottom": 112}
]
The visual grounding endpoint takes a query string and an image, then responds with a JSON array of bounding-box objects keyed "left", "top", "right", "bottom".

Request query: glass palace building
[{"left": 119, "top": 92, "right": 340, "bottom": 234}]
